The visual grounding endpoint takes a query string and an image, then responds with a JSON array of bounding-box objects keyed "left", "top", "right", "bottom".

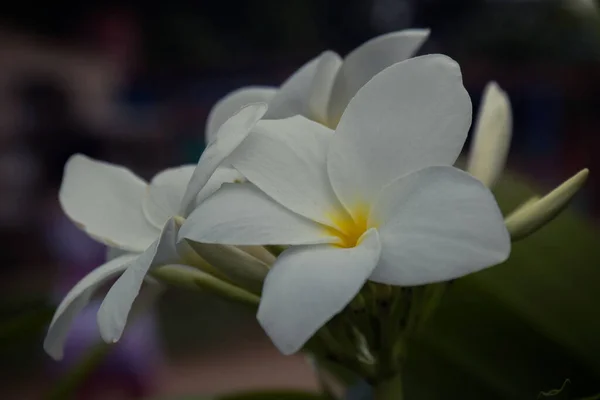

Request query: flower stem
[
  {"left": 150, "top": 264, "right": 260, "bottom": 307},
  {"left": 373, "top": 374, "right": 404, "bottom": 400}
]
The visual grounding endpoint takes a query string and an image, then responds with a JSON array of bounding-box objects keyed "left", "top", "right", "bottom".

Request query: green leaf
[{"left": 403, "top": 172, "right": 600, "bottom": 399}]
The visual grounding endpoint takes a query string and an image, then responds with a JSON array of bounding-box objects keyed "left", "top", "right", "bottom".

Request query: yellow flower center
[{"left": 325, "top": 204, "right": 371, "bottom": 248}]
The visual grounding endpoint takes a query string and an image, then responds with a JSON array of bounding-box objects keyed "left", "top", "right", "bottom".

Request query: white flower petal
[
  {"left": 327, "top": 29, "right": 430, "bottom": 124},
  {"left": 307, "top": 51, "right": 343, "bottom": 125},
  {"left": 180, "top": 183, "right": 338, "bottom": 246},
  {"left": 230, "top": 116, "right": 346, "bottom": 226},
  {"left": 143, "top": 165, "right": 195, "bottom": 229},
  {"left": 142, "top": 165, "right": 241, "bottom": 229},
  {"left": 206, "top": 87, "right": 277, "bottom": 143},
  {"left": 43, "top": 254, "right": 138, "bottom": 360},
  {"left": 466, "top": 82, "right": 512, "bottom": 188},
  {"left": 370, "top": 166, "right": 510, "bottom": 286},
  {"left": 328, "top": 55, "right": 472, "bottom": 214},
  {"left": 98, "top": 218, "right": 180, "bottom": 343},
  {"left": 179, "top": 103, "right": 267, "bottom": 216},
  {"left": 59, "top": 154, "right": 159, "bottom": 252},
  {"left": 105, "top": 246, "right": 131, "bottom": 261},
  {"left": 265, "top": 52, "right": 338, "bottom": 120},
  {"left": 258, "top": 228, "right": 381, "bottom": 355},
  {"left": 195, "top": 167, "right": 243, "bottom": 205}
]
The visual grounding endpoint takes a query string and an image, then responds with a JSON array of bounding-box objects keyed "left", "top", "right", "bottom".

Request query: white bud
[
  {"left": 505, "top": 169, "right": 589, "bottom": 241},
  {"left": 467, "top": 82, "right": 512, "bottom": 188},
  {"left": 186, "top": 241, "right": 271, "bottom": 294}
]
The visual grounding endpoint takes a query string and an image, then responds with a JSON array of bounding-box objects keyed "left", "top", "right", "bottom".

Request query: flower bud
[
  {"left": 467, "top": 81, "right": 512, "bottom": 188},
  {"left": 505, "top": 169, "right": 589, "bottom": 241},
  {"left": 185, "top": 241, "right": 271, "bottom": 294}
]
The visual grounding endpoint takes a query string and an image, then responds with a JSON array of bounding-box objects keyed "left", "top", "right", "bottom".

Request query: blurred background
[{"left": 0, "top": 0, "right": 599, "bottom": 399}]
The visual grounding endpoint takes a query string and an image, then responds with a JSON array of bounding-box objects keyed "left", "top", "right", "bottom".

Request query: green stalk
[{"left": 150, "top": 265, "right": 260, "bottom": 307}]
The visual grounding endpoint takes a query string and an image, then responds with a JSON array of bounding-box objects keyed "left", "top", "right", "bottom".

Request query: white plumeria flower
[
  {"left": 44, "top": 104, "right": 267, "bottom": 359},
  {"left": 205, "top": 29, "right": 430, "bottom": 140},
  {"left": 180, "top": 55, "right": 511, "bottom": 354}
]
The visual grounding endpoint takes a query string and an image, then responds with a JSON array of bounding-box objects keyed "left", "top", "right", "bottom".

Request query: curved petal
[
  {"left": 369, "top": 166, "right": 510, "bottom": 286},
  {"left": 142, "top": 165, "right": 240, "bottom": 229},
  {"left": 144, "top": 167, "right": 243, "bottom": 230},
  {"left": 180, "top": 183, "right": 338, "bottom": 246},
  {"left": 195, "top": 167, "right": 243, "bottom": 205},
  {"left": 258, "top": 228, "right": 381, "bottom": 354},
  {"left": 206, "top": 87, "right": 277, "bottom": 143},
  {"left": 265, "top": 52, "right": 340, "bottom": 121},
  {"left": 98, "top": 218, "right": 180, "bottom": 343},
  {"left": 143, "top": 165, "right": 195, "bottom": 229},
  {"left": 179, "top": 103, "right": 268, "bottom": 216},
  {"left": 307, "top": 51, "right": 342, "bottom": 125},
  {"left": 105, "top": 246, "right": 130, "bottom": 261},
  {"left": 328, "top": 55, "right": 472, "bottom": 217},
  {"left": 43, "top": 253, "right": 138, "bottom": 360},
  {"left": 59, "top": 154, "right": 159, "bottom": 252},
  {"left": 230, "top": 116, "right": 348, "bottom": 227},
  {"left": 327, "top": 29, "right": 430, "bottom": 124},
  {"left": 466, "top": 82, "right": 512, "bottom": 188}
]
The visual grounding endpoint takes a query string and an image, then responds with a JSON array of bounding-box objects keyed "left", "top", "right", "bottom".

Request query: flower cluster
[{"left": 44, "top": 29, "right": 588, "bottom": 384}]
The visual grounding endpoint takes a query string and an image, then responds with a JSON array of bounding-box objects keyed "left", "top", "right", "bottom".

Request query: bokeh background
[{"left": 0, "top": 0, "right": 599, "bottom": 399}]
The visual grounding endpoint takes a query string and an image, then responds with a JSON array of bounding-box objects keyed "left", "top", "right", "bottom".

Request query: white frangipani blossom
[
  {"left": 205, "top": 29, "right": 430, "bottom": 141},
  {"left": 44, "top": 159, "right": 201, "bottom": 360},
  {"left": 44, "top": 104, "right": 267, "bottom": 359},
  {"left": 181, "top": 55, "right": 511, "bottom": 354}
]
